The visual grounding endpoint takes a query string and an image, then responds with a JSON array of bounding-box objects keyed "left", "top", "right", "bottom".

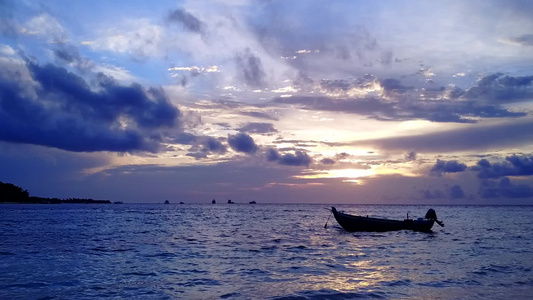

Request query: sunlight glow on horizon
[{"left": 293, "top": 168, "right": 376, "bottom": 181}]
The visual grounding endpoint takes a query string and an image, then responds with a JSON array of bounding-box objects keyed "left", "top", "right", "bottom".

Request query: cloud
[
  {"left": 449, "top": 185, "right": 465, "bottom": 199},
  {"left": 167, "top": 8, "right": 205, "bottom": 34},
  {"left": 473, "top": 155, "right": 533, "bottom": 179},
  {"left": 22, "top": 13, "right": 67, "bottom": 42},
  {"left": 506, "top": 34, "right": 533, "bottom": 46},
  {"left": 430, "top": 159, "right": 467, "bottom": 176},
  {"left": 0, "top": 58, "right": 180, "bottom": 152},
  {"left": 185, "top": 137, "right": 227, "bottom": 159},
  {"left": 173, "top": 132, "right": 198, "bottom": 145},
  {"left": 320, "top": 158, "right": 335, "bottom": 165},
  {"left": 52, "top": 43, "right": 136, "bottom": 83},
  {"left": 53, "top": 45, "right": 83, "bottom": 64},
  {"left": 422, "top": 189, "right": 444, "bottom": 200},
  {"left": 405, "top": 151, "right": 417, "bottom": 161},
  {"left": 346, "top": 119, "right": 533, "bottom": 153},
  {"left": 479, "top": 177, "right": 533, "bottom": 199},
  {"left": 271, "top": 92, "right": 525, "bottom": 124},
  {"left": 238, "top": 122, "right": 277, "bottom": 134},
  {"left": 228, "top": 133, "right": 258, "bottom": 154},
  {"left": 379, "top": 78, "right": 412, "bottom": 95},
  {"left": 0, "top": 0, "right": 17, "bottom": 38},
  {"left": 267, "top": 148, "right": 311, "bottom": 167},
  {"left": 238, "top": 111, "right": 278, "bottom": 121},
  {"left": 235, "top": 48, "right": 266, "bottom": 88},
  {"left": 173, "top": 133, "right": 227, "bottom": 159},
  {"left": 87, "top": 19, "right": 165, "bottom": 59},
  {"left": 463, "top": 73, "right": 533, "bottom": 103}
]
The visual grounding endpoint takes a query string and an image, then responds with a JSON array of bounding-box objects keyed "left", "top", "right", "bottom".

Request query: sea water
[{"left": 1, "top": 204, "right": 532, "bottom": 299}]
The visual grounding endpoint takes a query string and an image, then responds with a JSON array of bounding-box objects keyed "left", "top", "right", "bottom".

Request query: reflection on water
[{"left": 0, "top": 204, "right": 532, "bottom": 299}]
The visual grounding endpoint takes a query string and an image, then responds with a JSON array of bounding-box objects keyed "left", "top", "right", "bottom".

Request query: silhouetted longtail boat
[{"left": 330, "top": 207, "right": 444, "bottom": 232}]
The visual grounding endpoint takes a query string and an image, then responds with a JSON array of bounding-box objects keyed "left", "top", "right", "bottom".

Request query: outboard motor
[{"left": 425, "top": 209, "right": 444, "bottom": 227}]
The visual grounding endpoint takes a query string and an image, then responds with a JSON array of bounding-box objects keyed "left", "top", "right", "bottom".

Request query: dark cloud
[
  {"left": 473, "top": 155, "right": 533, "bottom": 179},
  {"left": 422, "top": 189, "right": 444, "bottom": 200},
  {"left": 228, "top": 133, "right": 258, "bottom": 154},
  {"left": 0, "top": 59, "right": 180, "bottom": 152},
  {"left": 449, "top": 185, "right": 465, "bottom": 199},
  {"left": 507, "top": 34, "right": 533, "bottom": 46},
  {"left": 239, "top": 111, "right": 278, "bottom": 121},
  {"left": 180, "top": 134, "right": 227, "bottom": 159},
  {"left": 270, "top": 73, "right": 531, "bottom": 123},
  {"left": 335, "top": 152, "right": 351, "bottom": 160},
  {"left": 267, "top": 148, "right": 311, "bottom": 167},
  {"left": 235, "top": 48, "right": 266, "bottom": 88},
  {"left": 204, "top": 137, "right": 227, "bottom": 153},
  {"left": 167, "top": 8, "right": 205, "bottom": 34},
  {"left": 479, "top": 177, "right": 533, "bottom": 199},
  {"left": 406, "top": 151, "right": 417, "bottom": 161},
  {"left": 53, "top": 45, "right": 82, "bottom": 64},
  {"left": 320, "top": 158, "right": 335, "bottom": 165},
  {"left": 463, "top": 73, "right": 533, "bottom": 102},
  {"left": 173, "top": 132, "right": 198, "bottom": 145},
  {"left": 266, "top": 148, "right": 280, "bottom": 162},
  {"left": 271, "top": 94, "right": 524, "bottom": 124},
  {"left": 185, "top": 136, "right": 227, "bottom": 160},
  {"left": 346, "top": 119, "right": 533, "bottom": 153},
  {"left": 379, "top": 78, "right": 412, "bottom": 95},
  {"left": 319, "top": 75, "right": 376, "bottom": 94},
  {"left": 238, "top": 122, "right": 277, "bottom": 134},
  {"left": 430, "top": 159, "right": 467, "bottom": 175}
]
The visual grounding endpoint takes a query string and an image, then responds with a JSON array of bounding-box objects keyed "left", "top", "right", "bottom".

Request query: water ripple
[{"left": 0, "top": 204, "right": 532, "bottom": 299}]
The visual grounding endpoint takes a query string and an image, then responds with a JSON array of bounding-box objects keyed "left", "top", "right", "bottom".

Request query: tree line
[{"left": 0, "top": 181, "right": 110, "bottom": 204}]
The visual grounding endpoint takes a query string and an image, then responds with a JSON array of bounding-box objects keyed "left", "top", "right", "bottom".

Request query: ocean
[{"left": 1, "top": 204, "right": 532, "bottom": 299}]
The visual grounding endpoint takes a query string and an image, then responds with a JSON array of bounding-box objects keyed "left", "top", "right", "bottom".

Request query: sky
[{"left": 1, "top": 0, "right": 533, "bottom": 204}]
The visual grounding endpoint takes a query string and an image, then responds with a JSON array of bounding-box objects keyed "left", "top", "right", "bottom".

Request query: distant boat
[
  {"left": 113, "top": 201, "right": 123, "bottom": 204},
  {"left": 330, "top": 207, "right": 443, "bottom": 232},
  {"left": 227, "top": 199, "right": 234, "bottom": 204},
  {"left": 212, "top": 199, "right": 216, "bottom": 204},
  {"left": 179, "top": 201, "right": 184, "bottom": 204},
  {"left": 164, "top": 200, "right": 170, "bottom": 204},
  {"left": 249, "top": 201, "right": 257, "bottom": 204}
]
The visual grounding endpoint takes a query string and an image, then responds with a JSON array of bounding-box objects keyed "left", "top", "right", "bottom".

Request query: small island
[{"left": 0, "top": 181, "right": 111, "bottom": 204}]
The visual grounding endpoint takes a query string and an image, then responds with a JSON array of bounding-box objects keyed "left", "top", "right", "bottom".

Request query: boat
[
  {"left": 249, "top": 201, "right": 257, "bottom": 204},
  {"left": 212, "top": 199, "right": 216, "bottom": 204},
  {"left": 330, "top": 207, "right": 443, "bottom": 232},
  {"left": 164, "top": 200, "right": 170, "bottom": 204}
]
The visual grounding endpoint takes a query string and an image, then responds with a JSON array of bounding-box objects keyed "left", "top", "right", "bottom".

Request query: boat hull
[{"left": 331, "top": 207, "right": 435, "bottom": 232}]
